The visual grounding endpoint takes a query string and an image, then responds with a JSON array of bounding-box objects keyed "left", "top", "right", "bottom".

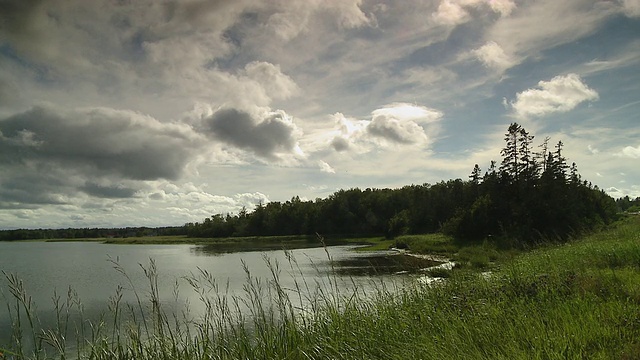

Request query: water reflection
[{"left": 190, "top": 240, "right": 325, "bottom": 256}]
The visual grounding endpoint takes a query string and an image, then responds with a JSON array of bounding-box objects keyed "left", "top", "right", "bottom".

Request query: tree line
[
  {"left": 0, "top": 123, "right": 622, "bottom": 244},
  {"left": 0, "top": 226, "right": 185, "bottom": 241},
  {"left": 185, "top": 123, "right": 618, "bottom": 245},
  {"left": 616, "top": 196, "right": 640, "bottom": 213}
]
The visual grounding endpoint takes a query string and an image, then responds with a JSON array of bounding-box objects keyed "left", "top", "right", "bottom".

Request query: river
[{"left": 0, "top": 241, "right": 423, "bottom": 350}]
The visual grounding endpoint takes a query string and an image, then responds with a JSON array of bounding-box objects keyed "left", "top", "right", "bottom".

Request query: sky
[{"left": 1, "top": 0, "right": 639, "bottom": 230}]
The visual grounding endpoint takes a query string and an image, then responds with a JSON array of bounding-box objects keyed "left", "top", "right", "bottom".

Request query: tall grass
[{"left": 2, "top": 216, "right": 640, "bottom": 359}]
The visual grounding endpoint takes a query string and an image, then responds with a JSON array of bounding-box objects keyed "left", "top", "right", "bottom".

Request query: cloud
[
  {"left": 146, "top": 183, "right": 270, "bottom": 216},
  {"left": 432, "top": 0, "right": 516, "bottom": 25},
  {"left": 368, "top": 103, "right": 441, "bottom": 145},
  {"left": 621, "top": 0, "right": 640, "bottom": 17},
  {"left": 80, "top": 183, "right": 139, "bottom": 199},
  {"left": 0, "top": 0, "right": 247, "bottom": 71},
  {"left": 202, "top": 107, "right": 303, "bottom": 161},
  {"left": 0, "top": 106, "right": 202, "bottom": 180},
  {"left": 487, "top": 0, "right": 517, "bottom": 16},
  {"left": 510, "top": 74, "right": 599, "bottom": 118},
  {"left": 432, "top": 0, "right": 470, "bottom": 25},
  {"left": 0, "top": 1, "right": 301, "bottom": 119},
  {"left": 1, "top": 0, "right": 638, "bottom": 228},
  {"left": 328, "top": 113, "right": 369, "bottom": 153},
  {"left": 484, "top": 0, "right": 618, "bottom": 69},
  {"left": 582, "top": 43, "right": 640, "bottom": 75},
  {"left": 330, "top": 136, "right": 350, "bottom": 152},
  {"left": 0, "top": 171, "right": 72, "bottom": 208},
  {"left": 318, "top": 160, "right": 336, "bottom": 173},
  {"left": 472, "top": 41, "right": 516, "bottom": 72},
  {"left": 619, "top": 145, "right": 640, "bottom": 158},
  {"left": 328, "top": 103, "right": 442, "bottom": 152},
  {"left": 242, "top": 61, "right": 300, "bottom": 100},
  {"left": 0, "top": 105, "right": 205, "bottom": 208},
  {"left": 370, "top": 102, "right": 443, "bottom": 124},
  {"left": 234, "top": 192, "right": 270, "bottom": 209},
  {"left": 264, "top": 0, "right": 371, "bottom": 40},
  {"left": 367, "top": 116, "right": 429, "bottom": 144}
]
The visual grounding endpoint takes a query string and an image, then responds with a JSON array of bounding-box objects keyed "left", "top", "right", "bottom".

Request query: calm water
[{"left": 0, "top": 241, "right": 411, "bottom": 348}]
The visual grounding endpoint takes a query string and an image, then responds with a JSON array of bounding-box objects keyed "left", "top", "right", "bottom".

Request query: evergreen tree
[
  {"left": 518, "top": 127, "right": 537, "bottom": 184},
  {"left": 500, "top": 123, "right": 523, "bottom": 181},
  {"left": 551, "top": 141, "right": 568, "bottom": 181},
  {"left": 536, "top": 136, "right": 551, "bottom": 172},
  {"left": 469, "top": 164, "right": 482, "bottom": 185}
]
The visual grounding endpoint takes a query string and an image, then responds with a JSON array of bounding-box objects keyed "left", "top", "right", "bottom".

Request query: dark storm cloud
[
  {"left": 80, "top": 182, "right": 138, "bottom": 199},
  {"left": 203, "top": 108, "right": 300, "bottom": 160},
  {"left": 0, "top": 0, "right": 44, "bottom": 36},
  {"left": 0, "top": 105, "right": 203, "bottom": 207},
  {"left": 0, "top": 78, "right": 19, "bottom": 106},
  {"left": 0, "top": 172, "right": 70, "bottom": 208},
  {"left": 0, "top": 106, "right": 199, "bottom": 180}
]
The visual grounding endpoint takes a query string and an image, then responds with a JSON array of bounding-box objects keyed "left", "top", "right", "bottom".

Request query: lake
[{"left": 0, "top": 241, "right": 426, "bottom": 350}]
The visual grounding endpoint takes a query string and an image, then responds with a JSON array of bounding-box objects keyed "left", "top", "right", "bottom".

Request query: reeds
[{"left": 2, "top": 216, "right": 640, "bottom": 359}]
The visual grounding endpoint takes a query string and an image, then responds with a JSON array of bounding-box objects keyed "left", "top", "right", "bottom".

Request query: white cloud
[
  {"left": 327, "top": 103, "right": 441, "bottom": 153},
  {"left": 511, "top": 73, "right": 599, "bottom": 118},
  {"left": 264, "top": 0, "right": 371, "bottom": 41},
  {"left": 329, "top": 0, "right": 372, "bottom": 28},
  {"left": 433, "top": 0, "right": 469, "bottom": 25},
  {"left": 484, "top": 0, "right": 618, "bottom": 69},
  {"left": 318, "top": 160, "right": 336, "bottom": 174},
  {"left": 606, "top": 185, "right": 640, "bottom": 199},
  {"left": 367, "top": 115, "right": 429, "bottom": 145},
  {"left": 580, "top": 41, "right": 640, "bottom": 76},
  {"left": 619, "top": 145, "right": 640, "bottom": 158},
  {"left": 371, "top": 103, "right": 443, "bottom": 124},
  {"left": 328, "top": 113, "right": 370, "bottom": 154},
  {"left": 432, "top": 0, "right": 516, "bottom": 25},
  {"left": 472, "top": 41, "right": 516, "bottom": 72},
  {"left": 145, "top": 182, "right": 270, "bottom": 217},
  {"left": 242, "top": 61, "right": 300, "bottom": 101},
  {"left": 234, "top": 192, "right": 271, "bottom": 209},
  {"left": 487, "top": 0, "right": 517, "bottom": 16}
]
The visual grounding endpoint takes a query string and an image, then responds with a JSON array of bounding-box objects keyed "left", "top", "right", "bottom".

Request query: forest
[
  {"left": 0, "top": 123, "right": 629, "bottom": 245},
  {"left": 184, "top": 123, "right": 619, "bottom": 245},
  {"left": 0, "top": 226, "right": 185, "bottom": 241}
]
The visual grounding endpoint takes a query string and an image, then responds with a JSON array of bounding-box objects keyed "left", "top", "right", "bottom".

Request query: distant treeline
[
  {"left": 185, "top": 123, "right": 619, "bottom": 245},
  {"left": 1, "top": 123, "right": 627, "bottom": 245},
  {"left": 0, "top": 226, "right": 186, "bottom": 241},
  {"left": 617, "top": 196, "right": 640, "bottom": 213}
]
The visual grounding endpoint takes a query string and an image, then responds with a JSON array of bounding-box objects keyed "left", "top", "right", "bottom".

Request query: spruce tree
[
  {"left": 500, "top": 122, "right": 523, "bottom": 181},
  {"left": 469, "top": 164, "right": 482, "bottom": 185}
]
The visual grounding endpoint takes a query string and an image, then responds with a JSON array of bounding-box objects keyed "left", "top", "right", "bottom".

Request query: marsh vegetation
[{"left": 2, "top": 216, "right": 640, "bottom": 359}]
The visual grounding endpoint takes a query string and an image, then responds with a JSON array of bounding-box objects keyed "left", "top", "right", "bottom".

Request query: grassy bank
[
  {"left": 42, "top": 232, "right": 461, "bottom": 257},
  {"left": 3, "top": 216, "right": 640, "bottom": 359}
]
